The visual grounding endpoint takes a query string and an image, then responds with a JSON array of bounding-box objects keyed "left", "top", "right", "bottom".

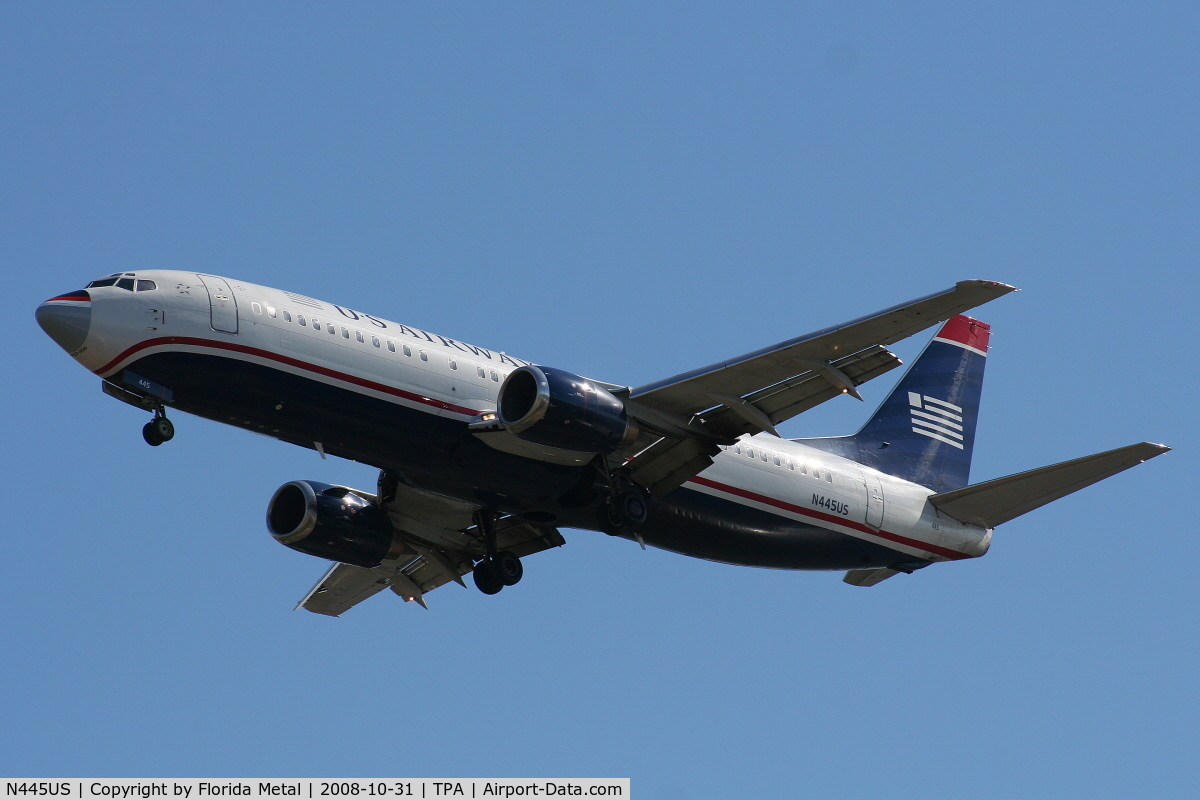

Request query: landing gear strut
[
  {"left": 598, "top": 466, "right": 651, "bottom": 536},
  {"left": 471, "top": 510, "right": 523, "bottom": 595},
  {"left": 142, "top": 409, "right": 175, "bottom": 447}
]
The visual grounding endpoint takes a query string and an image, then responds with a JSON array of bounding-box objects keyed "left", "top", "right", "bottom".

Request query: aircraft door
[
  {"left": 861, "top": 469, "right": 885, "bottom": 530},
  {"left": 198, "top": 275, "right": 239, "bottom": 334}
]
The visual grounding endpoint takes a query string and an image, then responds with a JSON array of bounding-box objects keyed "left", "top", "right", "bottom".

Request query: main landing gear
[
  {"left": 142, "top": 409, "right": 175, "bottom": 447},
  {"left": 471, "top": 511, "right": 523, "bottom": 595},
  {"left": 599, "top": 472, "right": 651, "bottom": 536}
]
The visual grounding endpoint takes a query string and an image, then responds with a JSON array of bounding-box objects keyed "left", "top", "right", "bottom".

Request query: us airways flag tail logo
[{"left": 909, "top": 392, "right": 965, "bottom": 449}]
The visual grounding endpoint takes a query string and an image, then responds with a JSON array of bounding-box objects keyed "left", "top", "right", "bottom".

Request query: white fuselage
[{"left": 58, "top": 270, "right": 992, "bottom": 568}]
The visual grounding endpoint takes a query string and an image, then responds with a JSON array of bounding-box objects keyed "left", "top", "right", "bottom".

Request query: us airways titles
[{"left": 328, "top": 305, "right": 532, "bottom": 368}]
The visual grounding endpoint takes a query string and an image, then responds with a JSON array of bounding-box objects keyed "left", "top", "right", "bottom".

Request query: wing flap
[
  {"left": 623, "top": 346, "right": 901, "bottom": 497},
  {"left": 627, "top": 437, "right": 722, "bottom": 498},
  {"left": 704, "top": 345, "right": 903, "bottom": 439},
  {"left": 297, "top": 562, "right": 396, "bottom": 617},
  {"left": 928, "top": 442, "right": 1170, "bottom": 528}
]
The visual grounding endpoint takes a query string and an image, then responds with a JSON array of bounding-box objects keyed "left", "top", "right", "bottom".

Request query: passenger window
[
  {"left": 746, "top": 448, "right": 754, "bottom": 458},
  {"left": 387, "top": 340, "right": 395, "bottom": 352},
  {"left": 342, "top": 327, "right": 350, "bottom": 338},
  {"left": 773, "top": 455, "right": 780, "bottom": 466},
  {"left": 356, "top": 331, "right": 364, "bottom": 343},
  {"left": 449, "top": 360, "right": 458, "bottom": 370},
  {"left": 403, "top": 345, "right": 411, "bottom": 357},
  {"left": 799, "top": 464, "right": 807, "bottom": 474},
  {"left": 312, "top": 320, "right": 320, "bottom": 330},
  {"left": 252, "top": 303, "right": 262, "bottom": 315},
  {"left": 136, "top": 280, "right": 156, "bottom": 291},
  {"left": 787, "top": 460, "right": 794, "bottom": 470},
  {"left": 733, "top": 445, "right": 741, "bottom": 454},
  {"left": 419, "top": 351, "right": 428, "bottom": 362},
  {"left": 477, "top": 366, "right": 486, "bottom": 378},
  {"left": 761, "top": 452, "right": 768, "bottom": 462},
  {"left": 329, "top": 324, "right": 337, "bottom": 335},
  {"left": 283, "top": 311, "right": 292, "bottom": 322},
  {"left": 826, "top": 471, "right": 833, "bottom": 483},
  {"left": 298, "top": 315, "right": 306, "bottom": 326},
  {"left": 372, "top": 335, "right": 380, "bottom": 347},
  {"left": 116, "top": 278, "right": 135, "bottom": 291},
  {"left": 267, "top": 306, "right": 277, "bottom": 318},
  {"left": 490, "top": 370, "right": 499, "bottom": 382}
]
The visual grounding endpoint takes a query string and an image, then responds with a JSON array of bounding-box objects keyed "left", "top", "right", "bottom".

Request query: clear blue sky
[{"left": 3, "top": 3, "right": 1196, "bottom": 797}]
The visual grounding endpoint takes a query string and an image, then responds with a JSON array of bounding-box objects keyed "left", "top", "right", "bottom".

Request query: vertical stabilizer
[{"left": 795, "top": 315, "right": 990, "bottom": 493}]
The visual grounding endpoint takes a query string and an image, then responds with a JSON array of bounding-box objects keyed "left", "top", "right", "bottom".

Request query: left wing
[
  {"left": 629, "top": 280, "right": 1015, "bottom": 417},
  {"left": 620, "top": 280, "right": 1017, "bottom": 496}
]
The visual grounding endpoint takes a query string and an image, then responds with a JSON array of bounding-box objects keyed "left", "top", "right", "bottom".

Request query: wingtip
[{"left": 959, "top": 279, "right": 1020, "bottom": 294}]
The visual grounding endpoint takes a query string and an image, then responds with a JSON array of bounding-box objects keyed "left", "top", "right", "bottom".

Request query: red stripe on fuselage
[
  {"left": 686, "top": 475, "right": 972, "bottom": 560},
  {"left": 94, "top": 336, "right": 480, "bottom": 417},
  {"left": 46, "top": 295, "right": 91, "bottom": 303}
]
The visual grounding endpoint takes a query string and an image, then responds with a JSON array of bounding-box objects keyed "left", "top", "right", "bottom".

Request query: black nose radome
[{"left": 36, "top": 292, "right": 91, "bottom": 354}]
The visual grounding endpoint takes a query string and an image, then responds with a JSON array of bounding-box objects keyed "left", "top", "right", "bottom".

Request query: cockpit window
[
  {"left": 136, "top": 280, "right": 156, "bottom": 291},
  {"left": 116, "top": 278, "right": 135, "bottom": 291},
  {"left": 87, "top": 278, "right": 118, "bottom": 288}
]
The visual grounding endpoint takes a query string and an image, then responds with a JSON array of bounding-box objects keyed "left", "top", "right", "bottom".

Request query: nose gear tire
[
  {"left": 151, "top": 416, "right": 174, "bottom": 441},
  {"left": 142, "top": 422, "right": 164, "bottom": 446},
  {"left": 142, "top": 415, "right": 174, "bottom": 447}
]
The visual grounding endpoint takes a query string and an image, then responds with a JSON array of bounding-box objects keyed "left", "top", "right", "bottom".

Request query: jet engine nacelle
[
  {"left": 497, "top": 365, "right": 639, "bottom": 454},
  {"left": 266, "top": 480, "right": 405, "bottom": 568}
]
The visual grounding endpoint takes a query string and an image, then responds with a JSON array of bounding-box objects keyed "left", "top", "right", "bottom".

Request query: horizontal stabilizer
[
  {"left": 928, "top": 442, "right": 1170, "bottom": 528},
  {"left": 843, "top": 567, "right": 901, "bottom": 587}
]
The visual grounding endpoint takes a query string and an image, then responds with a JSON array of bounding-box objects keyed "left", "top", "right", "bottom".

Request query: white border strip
[{"left": 933, "top": 336, "right": 988, "bottom": 357}]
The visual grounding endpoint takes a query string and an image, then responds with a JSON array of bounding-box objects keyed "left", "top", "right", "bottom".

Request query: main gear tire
[
  {"left": 473, "top": 560, "right": 504, "bottom": 595},
  {"left": 493, "top": 551, "right": 523, "bottom": 586},
  {"left": 603, "top": 484, "right": 650, "bottom": 533}
]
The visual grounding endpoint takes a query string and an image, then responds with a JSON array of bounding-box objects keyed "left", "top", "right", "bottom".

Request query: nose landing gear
[{"left": 142, "top": 410, "right": 175, "bottom": 446}]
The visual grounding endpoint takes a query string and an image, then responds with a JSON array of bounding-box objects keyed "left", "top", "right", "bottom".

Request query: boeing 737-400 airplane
[{"left": 37, "top": 272, "right": 1169, "bottom": 614}]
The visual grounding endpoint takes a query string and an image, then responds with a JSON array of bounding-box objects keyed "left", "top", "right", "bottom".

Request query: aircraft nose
[{"left": 36, "top": 291, "right": 92, "bottom": 354}]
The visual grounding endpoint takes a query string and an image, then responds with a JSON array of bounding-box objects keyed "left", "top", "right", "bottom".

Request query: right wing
[{"left": 621, "top": 280, "right": 1018, "bottom": 496}]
